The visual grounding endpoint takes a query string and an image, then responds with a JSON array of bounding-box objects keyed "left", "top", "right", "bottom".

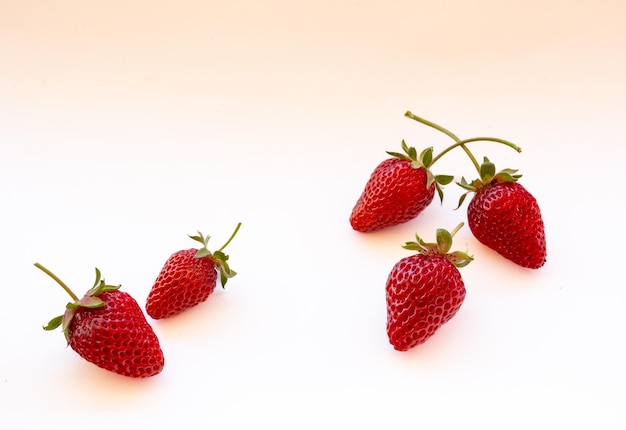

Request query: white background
[{"left": 1, "top": 1, "right": 625, "bottom": 428}]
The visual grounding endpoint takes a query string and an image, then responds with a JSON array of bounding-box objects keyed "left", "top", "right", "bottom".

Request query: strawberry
[
  {"left": 145, "top": 223, "right": 241, "bottom": 319},
  {"left": 458, "top": 158, "right": 547, "bottom": 269},
  {"left": 35, "top": 263, "right": 164, "bottom": 378},
  {"left": 386, "top": 223, "right": 472, "bottom": 351},
  {"left": 349, "top": 140, "right": 453, "bottom": 232}
]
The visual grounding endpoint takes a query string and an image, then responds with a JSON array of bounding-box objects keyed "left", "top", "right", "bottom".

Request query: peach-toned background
[{"left": 1, "top": 1, "right": 624, "bottom": 428}]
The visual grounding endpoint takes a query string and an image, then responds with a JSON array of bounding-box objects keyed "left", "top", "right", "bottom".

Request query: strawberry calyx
[
  {"left": 387, "top": 140, "right": 454, "bottom": 203},
  {"left": 402, "top": 222, "right": 473, "bottom": 268},
  {"left": 35, "top": 263, "right": 120, "bottom": 342},
  {"left": 455, "top": 157, "right": 523, "bottom": 208},
  {"left": 188, "top": 222, "right": 242, "bottom": 287}
]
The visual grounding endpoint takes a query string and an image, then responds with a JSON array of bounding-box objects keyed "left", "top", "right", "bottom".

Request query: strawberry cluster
[
  {"left": 35, "top": 223, "right": 241, "bottom": 378},
  {"left": 35, "top": 112, "right": 546, "bottom": 376},
  {"left": 350, "top": 111, "right": 547, "bottom": 351}
]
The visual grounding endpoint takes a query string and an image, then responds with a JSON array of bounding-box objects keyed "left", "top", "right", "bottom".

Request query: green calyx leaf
[
  {"left": 480, "top": 158, "right": 496, "bottom": 183},
  {"left": 454, "top": 177, "right": 480, "bottom": 210},
  {"left": 43, "top": 315, "right": 63, "bottom": 331},
  {"left": 402, "top": 232, "right": 438, "bottom": 255},
  {"left": 85, "top": 268, "right": 121, "bottom": 297},
  {"left": 386, "top": 140, "right": 417, "bottom": 163},
  {"left": 194, "top": 247, "right": 212, "bottom": 258},
  {"left": 216, "top": 257, "right": 237, "bottom": 287},
  {"left": 455, "top": 191, "right": 469, "bottom": 210},
  {"left": 69, "top": 296, "right": 105, "bottom": 309},
  {"left": 189, "top": 231, "right": 211, "bottom": 249},
  {"left": 434, "top": 174, "right": 454, "bottom": 203},
  {"left": 190, "top": 223, "right": 242, "bottom": 287},
  {"left": 448, "top": 251, "right": 474, "bottom": 268},
  {"left": 401, "top": 223, "right": 473, "bottom": 268},
  {"left": 387, "top": 140, "right": 438, "bottom": 170},
  {"left": 435, "top": 174, "right": 454, "bottom": 186},
  {"left": 493, "top": 168, "right": 522, "bottom": 183},
  {"left": 214, "top": 250, "right": 238, "bottom": 288},
  {"left": 436, "top": 228, "right": 453, "bottom": 254},
  {"left": 456, "top": 177, "right": 476, "bottom": 192},
  {"left": 419, "top": 147, "right": 433, "bottom": 168},
  {"left": 190, "top": 231, "right": 214, "bottom": 259}
]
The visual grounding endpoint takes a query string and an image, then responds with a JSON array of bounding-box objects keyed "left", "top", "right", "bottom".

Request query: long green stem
[
  {"left": 217, "top": 222, "right": 242, "bottom": 252},
  {"left": 432, "top": 136, "right": 522, "bottom": 172},
  {"left": 404, "top": 111, "right": 461, "bottom": 142},
  {"left": 457, "top": 137, "right": 521, "bottom": 152},
  {"left": 34, "top": 263, "right": 79, "bottom": 301},
  {"left": 450, "top": 222, "right": 464, "bottom": 238}
]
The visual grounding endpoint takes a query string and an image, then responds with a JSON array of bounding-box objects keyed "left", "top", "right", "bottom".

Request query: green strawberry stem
[
  {"left": 404, "top": 111, "right": 462, "bottom": 143},
  {"left": 433, "top": 137, "right": 521, "bottom": 172},
  {"left": 34, "top": 262, "right": 79, "bottom": 301},
  {"left": 404, "top": 111, "right": 522, "bottom": 173},
  {"left": 448, "top": 222, "right": 464, "bottom": 237},
  {"left": 217, "top": 222, "right": 242, "bottom": 252}
]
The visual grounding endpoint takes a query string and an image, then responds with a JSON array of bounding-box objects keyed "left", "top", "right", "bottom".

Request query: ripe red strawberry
[
  {"left": 146, "top": 223, "right": 241, "bottom": 319},
  {"left": 36, "top": 263, "right": 164, "bottom": 378},
  {"left": 458, "top": 158, "right": 547, "bottom": 269},
  {"left": 386, "top": 224, "right": 472, "bottom": 351},
  {"left": 350, "top": 140, "right": 453, "bottom": 232}
]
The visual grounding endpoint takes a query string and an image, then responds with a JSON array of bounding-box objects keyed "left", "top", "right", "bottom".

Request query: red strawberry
[
  {"left": 146, "top": 223, "right": 241, "bottom": 319},
  {"left": 349, "top": 140, "right": 453, "bottom": 232},
  {"left": 458, "top": 158, "right": 547, "bottom": 269},
  {"left": 386, "top": 223, "right": 472, "bottom": 351},
  {"left": 36, "top": 263, "right": 164, "bottom": 378}
]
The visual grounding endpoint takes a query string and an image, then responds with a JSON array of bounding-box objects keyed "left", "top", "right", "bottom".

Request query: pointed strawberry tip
[{"left": 467, "top": 181, "right": 546, "bottom": 270}]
